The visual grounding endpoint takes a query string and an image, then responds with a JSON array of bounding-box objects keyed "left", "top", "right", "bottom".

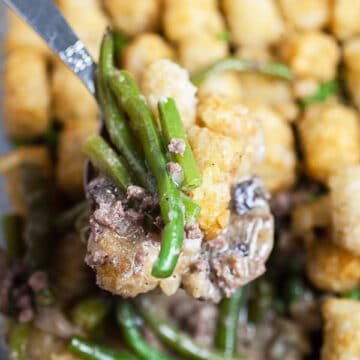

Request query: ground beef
[
  {"left": 168, "top": 138, "right": 186, "bottom": 156},
  {"left": 86, "top": 176, "right": 274, "bottom": 302}
]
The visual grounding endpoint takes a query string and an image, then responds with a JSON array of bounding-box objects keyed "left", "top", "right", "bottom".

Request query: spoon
[{"left": 3, "top": 0, "right": 97, "bottom": 96}]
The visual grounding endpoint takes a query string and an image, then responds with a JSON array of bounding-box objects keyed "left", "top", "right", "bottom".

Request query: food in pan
[{"left": 1, "top": 1, "right": 360, "bottom": 359}]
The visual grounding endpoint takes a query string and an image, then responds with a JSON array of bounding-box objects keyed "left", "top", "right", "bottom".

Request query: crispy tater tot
[
  {"left": 252, "top": 107, "right": 297, "bottom": 193},
  {"left": 3, "top": 48, "right": 50, "bottom": 139},
  {"left": 103, "top": 0, "right": 160, "bottom": 36},
  {"left": 0, "top": 147, "right": 51, "bottom": 215},
  {"left": 321, "top": 298, "right": 360, "bottom": 360},
  {"left": 222, "top": 0, "right": 284, "bottom": 47},
  {"left": 163, "top": 0, "right": 225, "bottom": 42},
  {"left": 51, "top": 64, "right": 98, "bottom": 124},
  {"left": 178, "top": 35, "right": 228, "bottom": 74},
  {"left": 298, "top": 103, "right": 360, "bottom": 183},
  {"left": 329, "top": 166, "right": 360, "bottom": 256},
  {"left": 281, "top": 31, "right": 340, "bottom": 81},
  {"left": 331, "top": 0, "right": 360, "bottom": 40},
  {"left": 56, "top": 118, "right": 98, "bottom": 196},
  {"left": 122, "top": 33, "right": 175, "bottom": 84},
  {"left": 56, "top": 0, "right": 108, "bottom": 59},
  {"left": 239, "top": 73, "right": 298, "bottom": 122},
  {"left": 343, "top": 38, "right": 360, "bottom": 72},
  {"left": 196, "top": 96, "right": 264, "bottom": 173},
  {"left": 5, "top": 11, "right": 50, "bottom": 56},
  {"left": 278, "top": 0, "right": 330, "bottom": 31},
  {"left": 306, "top": 237, "right": 360, "bottom": 293},
  {"left": 141, "top": 59, "right": 198, "bottom": 129},
  {"left": 197, "top": 72, "right": 243, "bottom": 103}
]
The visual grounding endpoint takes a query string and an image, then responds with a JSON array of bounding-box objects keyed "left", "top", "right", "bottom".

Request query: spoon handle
[{"left": 3, "top": 0, "right": 96, "bottom": 95}]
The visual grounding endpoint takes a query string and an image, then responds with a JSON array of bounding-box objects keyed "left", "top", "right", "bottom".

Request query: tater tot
[
  {"left": 103, "top": 0, "right": 160, "bottom": 36},
  {"left": 344, "top": 38, "right": 360, "bottom": 72},
  {"left": 0, "top": 147, "right": 51, "bottom": 215},
  {"left": 56, "top": 118, "right": 98, "bottom": 196},
  {"left": 306, "top": 237, "right": 360, "bottom": 293},
  {"left": 292, "top": 195, "right": 331, "bottom": 239},
  {"left": 331, "top": 0, "right": 360, "bottom": 40},
  {"left": 197, "top": 72, "right": 243, "bottom": 103},
  {"left": 163, "top": 0, "right": 224, "bottom": 42},
  {"left": 281, "top": 31, "right": 340, "bottom": 81},
  {"left": 178, "top": 35, "right": 228, "bottom": 74},
  {"left": 252, "top": 107, "right": 296, "bottom": 193},
  {"left": 321, "top": 298, "right": 360, "bottom": 360},
  {"left": 141, "top": 59, "right": 198, "bottom": 129},
  {"left": 57, "top": 0, "right": 108, "bottom": 59},
  {"left": 239, "top": 73, "right": 298, "bottom": 122},
  {"left": 329, "top": 166, "right": 360, "bottom": 256},
  {"left": 122, "top": 33, "right": 175, "bottom": 84},
  {"left": 5, "top": 11, "right": 50, "bottom": 56},
  {"left": 278, "top": 0, "right": 329, "bottom": 31},
  {"left": 196, "top": 96, "right": 264, "bottom": 176},
  {"left": 52, "top": 64, "right": 98, "bottom": 124},
  {"left": 298, "top": 103, "right": 360, "bottom": 183},
  {"left": 222, "top": 0, "right": 284, "bottom": 47},
  {"left": 3, "top": 48, "right": 50, "bottom": 139},
  {"left": 345, "top": 70, "right": 360, "bottom": 110}
]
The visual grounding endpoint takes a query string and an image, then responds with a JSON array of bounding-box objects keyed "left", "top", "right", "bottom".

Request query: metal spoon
[{"left": 3, "top": 0, "right": 96, "bottom": 96}]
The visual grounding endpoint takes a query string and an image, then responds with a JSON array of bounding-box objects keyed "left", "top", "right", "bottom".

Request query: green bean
[
  {"left": 342, "top": 287, "right": 360, "bottom": 300},
  {"left": 71, "top": 297, "right": 112, "bottom": 332},
  {"left": 97, "top": 32, "right": 155, "bottom": 192},
  {"left": 116, "top": 302, "right": 172, "bottom": 360},
  {"left": 300, "top": 79, "right": 338, "bottom": 109},
  {"left": 180, "top": 193, "right": 201, "bottom": 224},
  {"left": 191, "top": 57, "right": 293, "bottom": 86},
  {"left": 83, "top": 135, "right": 133, "bottom": 192},
  {"left": 215, "top": 288, "right": 245, "bottom": 358},
  {"left": 20, "top": 163, "right": 52, "bottom": 269},
  {"left": 113, "top": 31, "right": 129, "bottom": 63},
  {"left": 109, "top": 71, "right": 184, "bottom": 278},
  {"left": 137, "top": 298, "right": 246, "bottom": 360},
  {"left": 9, "top": 322, "right": 31, "bottom": 360},
  {"left": 158, "top": 97, "right": 202, "bottom": 190},
  {"left": 70, "top": 336, "right": 137, "bottom": 360},
  {"left": 2, "top": 214, "right": 23, "bottom": 263}
]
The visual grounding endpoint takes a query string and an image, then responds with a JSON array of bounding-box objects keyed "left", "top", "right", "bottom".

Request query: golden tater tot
[
  {"left": 103, "top": 0, "right": 160, "bottom": 37},
  {"left": 239, "top": 73, "right": 298, "bottom": 122},
  {"left": 122, "top": 33, "right": 175, "bottom": 84},
  {"left": 292, "top": 195, "right": 331, "bottom": 240},
  {"left": 329, "top": 166, "right": 360, "bottom": 256},
  {"left": 56, "top": 119, "right": 98, "bottom": 196},
  {"left": 5, "top": 11, "right": 50, "bottom": 56},
  {"left": 222, "top": 0, "right": 284, "bottom": 47},
  {"left": 343, "top": 38, "right": 360, "bottom": 72},
  {"left": 306, "top": 237, "right": 360, "bottom": 293},
  {"left": 197, "top": 72, "right": 243, "bottom": 103},
  {"left": 52, "top": 64, "right": 98, "bottom": 124},
  {"left": 3, "top": 48, "right": 50, "bottom": 139},
  {"left": 141, "top": 59, "right": 198, "bottom": 129},
  {"left": 252, "top": 107, "right": 297, "bottom": 193},
  {"left": 0, "top": 147, "right": 51, "bottom": 215},
  {"left": 56, "top": 0, "right": 108, "bottom": 59},
  {"left": 188, "top": 125, "right": 243, "bottom": 176},
  {"left": 278, "top": 0, "right": 329, "bottom": 31},
  {"left": 163, "top": 0, "right": 224, "bottom": 42},
  {"left": 298, "top": 103, "right": 360, "bottom": 183},
  {"left": 281, "top": 31, "right": 340, "bottom": 81},
  {"left": 321, "top": 298, "right": 360, "bottom": 360},
  {"left": 331, "top": 0, "right": 360, "bottom": 40},
  {"left": 178, "top": 35, "right": 228, "bottom": 74}
]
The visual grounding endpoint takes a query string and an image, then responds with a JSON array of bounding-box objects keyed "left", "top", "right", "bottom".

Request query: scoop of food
[{"left": 84, "top": 31, "right": 275, "bottom": 302}]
